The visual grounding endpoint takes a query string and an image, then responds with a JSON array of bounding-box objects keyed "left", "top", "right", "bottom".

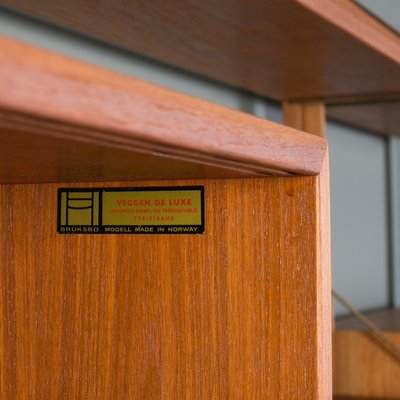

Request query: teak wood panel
[
  {"left": 0, "top": 36, "right": 327, "bottom": 183},
  {"left": 3, "top": 0, "right": 400, "bottom": 101},
  {"left": 0, "top": 177, "right": 331, "bottom": 399},
  {"left": 283, "top": 102, "right": 326, "bottom": 138}
]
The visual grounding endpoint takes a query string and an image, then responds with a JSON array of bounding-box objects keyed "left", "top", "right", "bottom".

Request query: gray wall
[
  {"left": 1, "top": 4, "right": 398, "bottom": 315},
  {"left": 329, "top": 0, "right": 400, "bottom": 314},
  {"left": 357, "top": 0, "right": 400, "bottom": 312},
  {"left": 327, "top": 123, "right": 390, "bottom": 314},
  {"left": 389, "top": 138, "right": 400, "bottom": 307},
  {"left": 356, "top": 0, "right": 400, "bottom": 33}
]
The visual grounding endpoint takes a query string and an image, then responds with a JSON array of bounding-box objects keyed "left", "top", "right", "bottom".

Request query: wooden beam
[
  {"left": 2, "top": 0, "right": 400, "bottom": 101},
  {"left": 283, "top": 102, "right": 326, "bottom": 138}
]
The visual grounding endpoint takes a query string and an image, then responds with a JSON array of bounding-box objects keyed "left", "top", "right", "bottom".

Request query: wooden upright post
[
  {"left": 284, "top": 100, "right": 332, "bottom": 398},
  {"left": 283, "top": 102, "right": 326, "bottom": 138}
]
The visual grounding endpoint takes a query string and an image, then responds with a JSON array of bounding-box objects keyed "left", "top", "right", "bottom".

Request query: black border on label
[{"left": 57, "top": 186, "right": 205, "bottom": 234}]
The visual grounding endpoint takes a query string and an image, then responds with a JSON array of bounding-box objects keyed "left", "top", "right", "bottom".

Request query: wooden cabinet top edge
[{"left": 0, "top": 36, "right": 327, "bottom": 180}]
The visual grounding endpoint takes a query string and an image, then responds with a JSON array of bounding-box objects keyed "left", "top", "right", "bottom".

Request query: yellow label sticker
[{"left": 58, "top": 186, "right": 204, "bottom": 234}]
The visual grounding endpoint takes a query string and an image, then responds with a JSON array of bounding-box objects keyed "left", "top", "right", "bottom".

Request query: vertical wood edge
[
  {"left": 304, "top": 103, "right": 326, "bottom": 138},
  {"left": 283, "top": 102, "right": 302, "bottom": 132},
  {"left": 283, "top": 102, "right": 326, "bottom": 138},
  {"left": 316, "top": 151, "right": 332, "bottom": 399},
  {"left": 283, "top": 103, "right": 332, "bottom": 398}
]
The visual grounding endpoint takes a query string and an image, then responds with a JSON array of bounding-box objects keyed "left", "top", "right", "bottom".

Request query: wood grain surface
[
  {"left": 334, "top": 330, "right": 400, "bottom": 398},
  {"left": 0, "top": 177, "right": 331, "bottom": 399},
  {"left": 0, "top": 118, "right": 272, "bottom": 184},
  {"left": 283, "top": 102, "right": 326, "bottom": 138},
  {"left": 283, "top": 102, "right": 332, "bottom": 399},
  {"left": 0, "top": 36, "right": 327, "bottom": 183},
  {"left": 2, "top": 0, "right": 400, "bottom": 101},
  {"left": 315, "top": 154, "right": 332, "bottom": 399}
]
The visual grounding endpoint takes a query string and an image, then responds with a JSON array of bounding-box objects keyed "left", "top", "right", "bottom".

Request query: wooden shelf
[
  {"left": 334, "top": 308, "right": 400, "bottom": 399},
  {"left": 0, "top": 36, "right": 327, "bottom": 184},
  {"left": 2, "top": 0, "right": 400, "bottom": 103},
  {"left": 327, "top": 101, "right": 400, "bottom": 138},
  {"left": 336, "top": 308, "right": 400, "bottom": 332}
]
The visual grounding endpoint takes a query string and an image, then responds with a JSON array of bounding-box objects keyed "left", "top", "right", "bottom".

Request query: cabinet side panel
[
  {"left": 0, "top": 178, "right": 320, "bottom": 399},
  {"left": 0, "top": 187, "right": 17, "bottom": 399}
]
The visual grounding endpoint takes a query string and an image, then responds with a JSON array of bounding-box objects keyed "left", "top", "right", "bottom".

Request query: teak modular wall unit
[
  {"left": 3, "top": 0, "right": 400, "bottom": 398},
  {"left": 0, "top": 37, "right": 331, "bottom": 399}
]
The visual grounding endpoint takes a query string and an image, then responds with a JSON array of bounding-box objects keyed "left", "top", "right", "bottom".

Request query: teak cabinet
[
  {"left": 1, "top": 0, "right": 398, "bottom": 398},
  {"left": 0, "top": 37, "right": 331, "bottom": 398}
]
